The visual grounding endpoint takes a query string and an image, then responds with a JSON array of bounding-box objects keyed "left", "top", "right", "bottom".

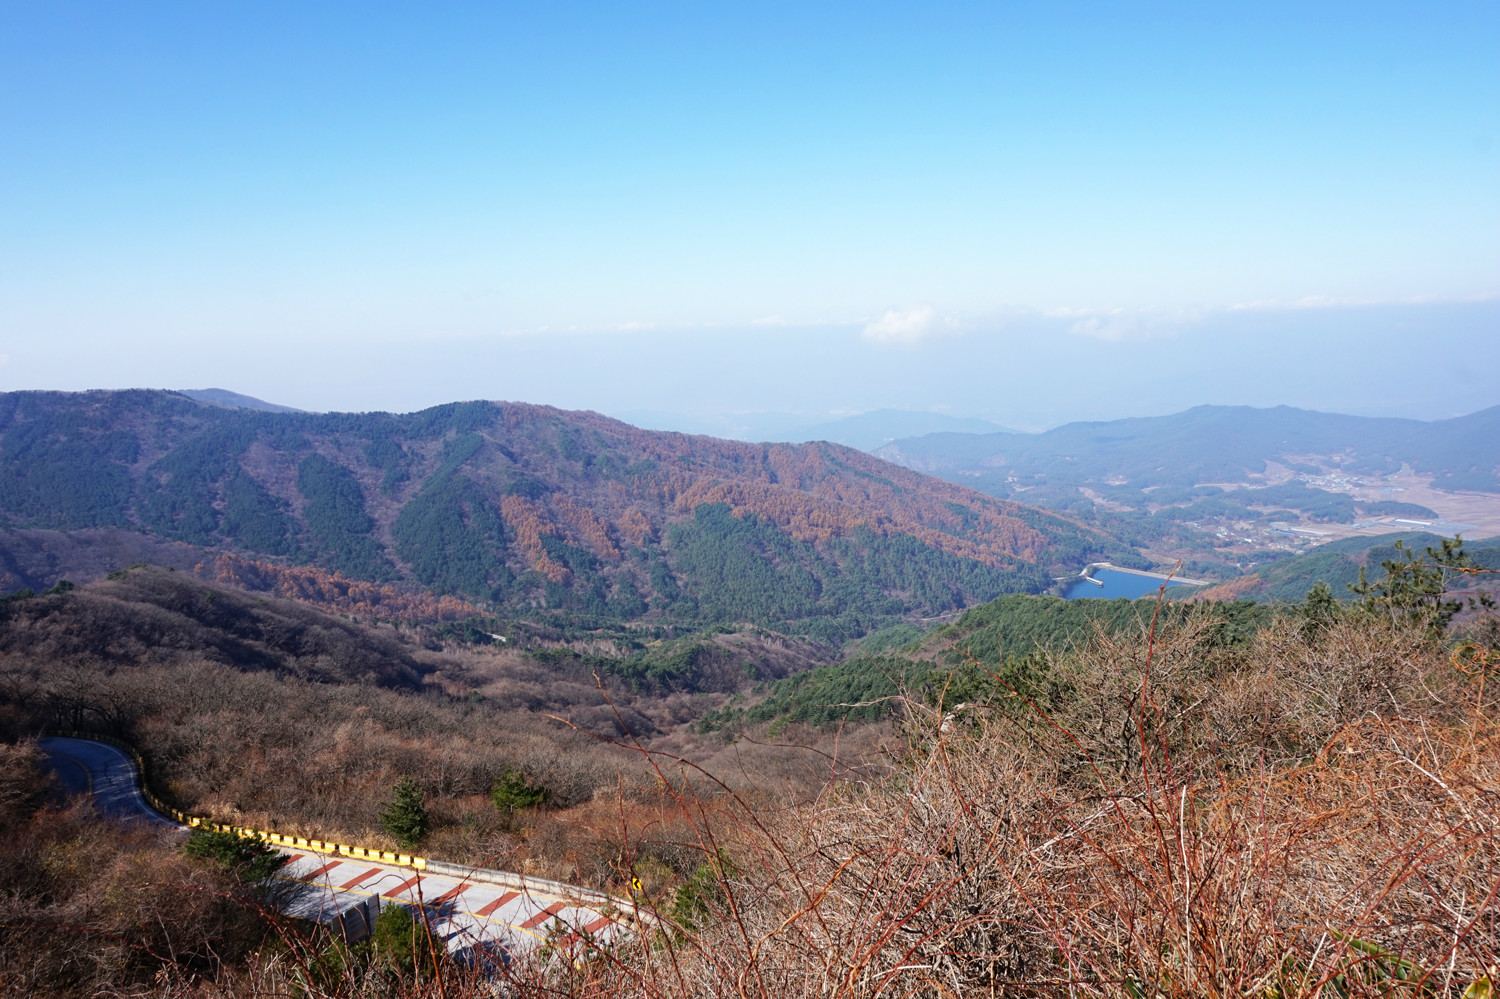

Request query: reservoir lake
[{"left": 1062, "top": 568, "right": 1193, "bottom": 600}]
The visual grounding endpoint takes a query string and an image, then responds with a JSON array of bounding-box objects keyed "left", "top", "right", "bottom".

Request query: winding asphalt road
[
  {"left": 40, "top": 736, "right": 181, "bottom": 828},
  {"left": 38, "top": 736, "right": 639, "bottom": 967}
]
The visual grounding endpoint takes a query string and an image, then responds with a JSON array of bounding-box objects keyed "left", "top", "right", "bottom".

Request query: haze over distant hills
[
  {"left": 876, "top": 404, "right": 1500, "bottom": 494},
  {"left": 176, "top": 388, "right": 304, "bottom": 414},
  {"left": 792, "top": 410, "right": 1013, "bottom": 452},
  {"left": 0, "top": 389, "right": 1129, "bottom": 642},
  {"left": 609, "top": 408, "right": 1011, "bottom": 448},
  {"left": 868, "top": 403, "right": 1500, "bottom": 581}
]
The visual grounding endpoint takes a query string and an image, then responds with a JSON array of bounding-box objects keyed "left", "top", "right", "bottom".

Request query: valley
[{"left": 872, "top": 404, "right": 1500, "bottom": 578}]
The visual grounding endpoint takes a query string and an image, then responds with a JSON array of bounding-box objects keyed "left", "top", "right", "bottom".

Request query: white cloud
[
  {"left": 0, "top": 354, "right": 9, "bottom": 367},
  {"left": 1065, "top": 307, "right": 1202, "bottom": 343},
  {"left": 1227, "top": 295, "right": 1354, "bottom": 312},
  {"left": 861, "top": 305, "right": 952, "bottom": 345},
  {"left": 1068, "top": 314, "right": 1149, "bottom": 342}
]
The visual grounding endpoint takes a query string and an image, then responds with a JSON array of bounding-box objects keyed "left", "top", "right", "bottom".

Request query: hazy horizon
[
  {"left": 6, "top": 296, "right": 1496, "bottom": 434},
  {"left": 3, "top": 3, "right": 1495, "bottom": 427}
]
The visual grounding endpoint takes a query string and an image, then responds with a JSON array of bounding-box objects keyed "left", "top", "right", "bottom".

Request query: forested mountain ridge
[{"left": 0, "top": 390, "right": 1131, "bottom": 641}]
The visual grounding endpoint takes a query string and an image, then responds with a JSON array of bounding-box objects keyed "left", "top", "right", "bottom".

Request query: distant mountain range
[
  {"left": 792, "top": 410, "right": 1013, "bottom": 452},
  {"left": 875, "top": 404, "right": 1500, "bottom": 495},
  {"left": 176, "top": 388, "right": 304, "bottom": 413},
  {"left": 610, "top": 408, "right": 1010, "bottom": 449},
  {"left": 0, "top": 390, "right": 1130, "bottom": 642}
]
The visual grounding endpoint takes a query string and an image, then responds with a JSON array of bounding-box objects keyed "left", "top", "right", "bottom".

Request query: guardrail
[
  {"left": 51, "top": 728, "right": 448, "bottom": 869},
  {"left": 46, "top": 729, "right": 429, "bottom": 858},
  {"left": 45, "top": 730, "right": 644, "bottom": 915}
]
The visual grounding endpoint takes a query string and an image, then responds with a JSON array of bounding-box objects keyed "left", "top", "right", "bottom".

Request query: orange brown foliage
[
  {"left": 552, "top": 493, "right": 621, "bottom": 562},
  {"left": 1192, "top": 573, "right": 1262, "bottom": 602},
  {"left": 669, "top": 472, "right": 1049, "bottom": 567},
  {"left": 195, "top": 554, "right": 480, "bottom": 622},
  {"left": 498, "top": 494, "right": 572, "bottom": 583},
  {"left": 490, "top": 406, "right": 1099, "bottom": 568},
  {"left": 616, "top": 506, "right": 653, "bottom": 546}
]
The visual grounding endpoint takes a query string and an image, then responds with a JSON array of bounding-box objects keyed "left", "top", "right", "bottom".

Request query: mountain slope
[
  {"left": 0, "top": 390, "right": 1132, "bottom": 641},
  {"left": 1187, "top": 532, "right": 1500, "bottom": 604},
  {"left": 0, "top": 566, "right": 430, "bottom": 688},
  {"left": 175, "top": 388, "right": 304, "bottom": 413}
]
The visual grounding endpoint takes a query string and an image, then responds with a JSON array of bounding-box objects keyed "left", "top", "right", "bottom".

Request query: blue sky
[{"left": 1, "top": 2, "right": 1496, "bottom": 428}]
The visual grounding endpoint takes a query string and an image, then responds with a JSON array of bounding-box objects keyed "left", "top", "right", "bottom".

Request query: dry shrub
[
  {"left": 7, "top": 598, "right": 1497, "bottom": 998},
  {"left": 1, "top": 652, "right": 639, "bottom": 865},
  {"left": 0, "top": 570, "right": 847, "bottom": 886},
  {"left": 0, "top": 795, "right": 271, "bottom": 996},
  {"left": 0, "top": 739, "right": 53, "bottom": 833},
  {"left": 488, "top": 611, "right": 1497, "bottom": 998}
]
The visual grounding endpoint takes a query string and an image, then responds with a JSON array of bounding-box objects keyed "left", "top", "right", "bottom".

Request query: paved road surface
[
  {"left": 39, "top": 736, "right": 636, "bottom": 966},
  {"left": 39, "top": 736, "right": 180, "bottom": 828},
  {"left": 274, "top": 853, "right": 628, "bottom": 967}
]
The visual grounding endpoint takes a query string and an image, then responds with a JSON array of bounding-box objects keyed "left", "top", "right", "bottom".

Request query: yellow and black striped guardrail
[
  {"left": 47, "top": 730, "right": 654, "bottom": 919},
  {"left": 49, "top": 730, "right": 428, "bottom": 870}
]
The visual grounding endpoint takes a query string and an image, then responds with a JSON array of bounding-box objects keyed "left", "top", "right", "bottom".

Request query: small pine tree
[
  {"left": 491, "top": 767, "right": 547, "bottom": 815},
  {"left": 379, "top": 776, "right": 428, "bottom": 849},
  {"left": 182, "top": 827, "right": 282, "bottom": 885},
  {"left": 671, "top": 851, "right": 735, "bottom": 932},
  {"left": 1298, "top": 580, "right": 1340, "bottom": 640},
  {"left": 1349, "top": 536, "right": 1492, "bottom": 637},
  {"left": 370, "top": 904, "right": 422, "bottom": 971}
]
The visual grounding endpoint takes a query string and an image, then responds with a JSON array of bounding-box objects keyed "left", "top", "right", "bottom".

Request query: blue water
[{"left": 1062, "top": 568, "right": 1191, "bottom": 600}]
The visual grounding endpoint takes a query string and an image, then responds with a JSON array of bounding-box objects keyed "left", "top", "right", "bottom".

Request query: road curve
[
  {"left": 38, "top": 736, "right": 642, "bottom": 966},
  {"left": 39, "top": 736, "right": 182, "bottom": 828}
]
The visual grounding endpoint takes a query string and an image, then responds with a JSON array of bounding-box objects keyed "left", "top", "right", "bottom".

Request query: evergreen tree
[
  {"left": 1349, "top": 536, "right": 1493, "bottom": 637},
  {"left": 491, "top": 767, "right": 546, "bottom": 815},
  {"left": 1298, "top": 580, "right": 1340, "bottom": 640},
  {"left": 182, "top": 827, "right": 282, "bottom": 885},
  {"left": 379, "top": 776, "right": 429, "bottom": 849},
  {"left": 370, "top": 904, "right": 423, "bottom": 972}
]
